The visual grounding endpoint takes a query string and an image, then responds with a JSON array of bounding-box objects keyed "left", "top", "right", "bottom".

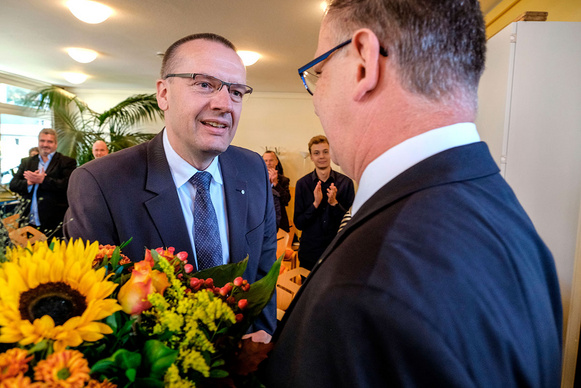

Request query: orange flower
[
  {"left": 0, "top": 373, "right": 39, "bottom": 388},
  {"left": 87, "top": 378, "right": 117, "bottom": 388},
  {"left": 34, "top": 350, "right": 90, "bottom": 388},
  {"left": 0, "top": 348, "right": 32, "bottom": 380},
  {"left": 117, "top": 259, "right": 170, "bottom": 315},
  {"left": 93, "top": 244, "right": 130, "bottom": 267}
]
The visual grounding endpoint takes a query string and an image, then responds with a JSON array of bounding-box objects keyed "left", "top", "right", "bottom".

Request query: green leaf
[
  {"left": 133, "top": 378, "right": 165, "bottom": 388},
  {"left": 193, "top": 258, "right": 248, "bottom": 287},
  {"left": 125, "top": 368, "right": 137, "bottom": 382},
  {"left": 91, "top": 349, "right": 142, "bottom": 374},
  {"left": 238, "top": 258, "right": 282, "bottom": 327},
  {"left": 28, "top": 340, "right": 48, "bottom": 353},
  {"left": 142, "top": 340, "right": 178, "bottom": 380},
  {"left": 209, "top": 369, "right": 230, "bottom": 379}
]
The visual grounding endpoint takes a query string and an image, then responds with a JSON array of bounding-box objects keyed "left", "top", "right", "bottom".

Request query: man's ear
[
  {"left": 156, "top": 79, "right": 169, "bottom": 111},
  {"left": 351, "top": 29, "right": 382, "bottom": 101}
]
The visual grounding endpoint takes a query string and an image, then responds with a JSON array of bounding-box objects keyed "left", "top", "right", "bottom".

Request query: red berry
[
  {"left": 235, "top": 314, "right": 244, "bottom": 322},
  {"left": 184, "top": 264, "right": 194, "bottom": 273},
  {"left": 238, "top": 299, "right": 248, "bottom": 310},
  {"left": 219, "top": 286, "right": 229, "bottom": 296},
  {"left": 177, "top": 251, "right": 188, "bottom": 262},
  {"left": 233, "top": 277, "right": 243, "bottom": 287},
  {"left": 205, "top": 278, "right": 214, "bottom": 287}
]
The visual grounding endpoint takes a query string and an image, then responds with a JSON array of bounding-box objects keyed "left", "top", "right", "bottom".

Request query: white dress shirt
[
  {"left": 163, "top": 130, "right": 230, "bottom": 266},
  {"left": 352, "top": 122, "right": 481, "bottom": 215}
]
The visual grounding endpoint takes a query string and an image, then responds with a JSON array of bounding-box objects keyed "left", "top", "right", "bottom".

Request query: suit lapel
[
  {"left": 142, "top": 132, "right": 193, "bottom": 262},
  {"left": 276, "top": 142, "right": 500, "bottom": 333},
  {"left": 219, "top": 148, "right": 248, "bottom": 263}
]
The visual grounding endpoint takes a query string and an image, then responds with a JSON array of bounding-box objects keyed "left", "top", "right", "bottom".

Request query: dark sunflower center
[{"left": 19, "top": 282, "right": 87, "bottom": 326}]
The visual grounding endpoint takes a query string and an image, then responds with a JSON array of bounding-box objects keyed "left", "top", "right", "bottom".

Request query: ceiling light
[
  {"left": 237, "top": 51, "right": 261, "bottom": 66},
  {"left": 320, "top": 1, "right": 328, "bottom": 11},
  {"left": 67, "top": 48, "right": 98, "bottom": 63},
  {"left": 66, "top": 0, "right": 113, "bottom": 24},
  {"left": 63, "top": 72, "right": 88, "bottom": 84}
]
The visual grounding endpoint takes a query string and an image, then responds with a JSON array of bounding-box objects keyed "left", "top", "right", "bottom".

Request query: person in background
[
  {"left": 10, "top": 128, "right": 77, "bottom": 237},
  {"left": 293, "top": 135, "right": 354, "bottom": 270},
  {"left": 28, "top": 147, "right": 39, "bottom": 157},
  {"left": 262, "top": 151, "right": 291, "bottom": 232},
  {"left": 92, "top": 140, "right": 109, "bottom": 159},
  {"left": 64, "top": 33, "right": 276, "bottom": 342},
  {"left": 263, "top": 0, "right": 562, "bottom": 386}
]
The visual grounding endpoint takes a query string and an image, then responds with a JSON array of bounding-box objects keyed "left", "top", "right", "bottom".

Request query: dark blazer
[
  {"left": 273, "top": 174, "right": 291, "bottom": 232},
  {"left": 262, "top": 142, "right": 562, "bottom": 387},
  {"left": 63, "top": 132, "right": 277, "bottom": 334},
  {"left": 9, "top": 152, "right": 77, "bottom": 235}
]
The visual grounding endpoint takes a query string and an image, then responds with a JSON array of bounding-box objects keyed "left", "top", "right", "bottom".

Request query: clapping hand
[
  {"left": 327, "top": 183, "right": 338, "bottom": 206},
  {"left": 313, "top": 181, "right": 323, "bottom": 208},
  {"left": 267, "top": 168, "right": 278, "bottom": 186},
  {"left": 23, "top": 169, "right": 46, "bottom": 186}
]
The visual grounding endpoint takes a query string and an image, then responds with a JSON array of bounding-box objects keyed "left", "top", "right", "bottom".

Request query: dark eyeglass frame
[
  {"left": 164, "top": 73, "right": 253, "bottom": 101},
  {"left": 297, "top": 39, "right": 388, "bottom": 95}
]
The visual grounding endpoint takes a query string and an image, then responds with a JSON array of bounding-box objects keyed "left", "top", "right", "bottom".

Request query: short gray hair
[{"left": 39, "top": 128, "right": 57, "bottom": 142}]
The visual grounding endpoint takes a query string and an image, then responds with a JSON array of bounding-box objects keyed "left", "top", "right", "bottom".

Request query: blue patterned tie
[{"left": 190, "top": 171, "right": 223, "bottom": 270}]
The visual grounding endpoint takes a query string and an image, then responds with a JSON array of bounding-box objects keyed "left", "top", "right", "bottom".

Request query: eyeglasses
[
  {"left": 298, "top": 39, "right": 388, "bottom": 95},
  {"left": 164, "top": 73, "right": 253, "bottom": 103}
]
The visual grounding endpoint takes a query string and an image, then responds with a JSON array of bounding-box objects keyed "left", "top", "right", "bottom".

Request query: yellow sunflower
[{"left": 0, "top": 239, "right": 122, "bottom": 352}]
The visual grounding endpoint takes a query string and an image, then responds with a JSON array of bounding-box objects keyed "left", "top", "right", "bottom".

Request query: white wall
[{"left": 75, "top": 89, "right": 339, "bottom": 186}]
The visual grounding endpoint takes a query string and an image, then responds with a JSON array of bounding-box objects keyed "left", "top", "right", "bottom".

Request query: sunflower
[
  {"left": 34, "top": 349, "right": 90, "bottom": 388},
  {"left": 0, "top": 239, "right": 122, "bottom": 352}
]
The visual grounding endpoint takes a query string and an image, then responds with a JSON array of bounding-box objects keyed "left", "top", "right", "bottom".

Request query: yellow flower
[
  {"left": 0, "top": 239, "right": 122, "bottom": 351},
  {"left": 34, "top": 349, "right": 90, "bottom": 388},
  {"left": 0, "top": 348, "right": 32, "bottom": 380}
]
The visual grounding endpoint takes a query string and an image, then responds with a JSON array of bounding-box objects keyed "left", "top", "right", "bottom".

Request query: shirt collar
[
  {"left": 310, "top": 168, "right": 336, "bottom": 183},
  {"left": 352, "top": 122, "right": 480, "bottom": 215},
  {"left": 39, "top": 152, "right": 56, "bottom": 165},
  {"left": 163, "top": 129, "right": 223, "bottom": 189}
]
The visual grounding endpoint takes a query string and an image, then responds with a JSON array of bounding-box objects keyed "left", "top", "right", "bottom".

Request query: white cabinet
[{"left": 476, "top": 21, "right": 581, "bottom": 386}]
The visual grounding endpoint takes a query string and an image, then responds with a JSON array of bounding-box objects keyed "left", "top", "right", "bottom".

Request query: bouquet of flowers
[{"left": 0, "top": 239, "right": 280, "bottom": 387}]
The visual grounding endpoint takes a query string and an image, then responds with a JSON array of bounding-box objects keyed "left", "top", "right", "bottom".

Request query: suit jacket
[
  {"left": 64, "top": 132, "right": 277, "bottom": 334},
  {"left": 273, "top": 174, "right": 291, "bottom": 232},
  {"left": 9, "top": 152, "right": 77, "bottom": 235},
  {"left": 262, "top": 142, "right": 562, "bottom": 387}
]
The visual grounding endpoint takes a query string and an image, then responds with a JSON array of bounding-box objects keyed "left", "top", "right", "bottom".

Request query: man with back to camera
[
  {"left": 262, "top": 0, "right": 562, "bottom": 386},
  {"left": 10, "top": 128, "right": 76, "bottom": 238},
  {"left": 64, "top": 33, "right": 277, "bottom": 340},
  {"left": 293, "top": 135, "right": 354, "bottom": 270}
]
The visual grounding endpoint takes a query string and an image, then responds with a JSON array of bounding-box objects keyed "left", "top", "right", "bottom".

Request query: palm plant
[{"left": 25, "top": 86, "right": 163, "bottom": 165}]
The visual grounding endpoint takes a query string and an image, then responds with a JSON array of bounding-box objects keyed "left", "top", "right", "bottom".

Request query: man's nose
[{"left": 210, "top": 86, "right": 234, "bottom": 110}]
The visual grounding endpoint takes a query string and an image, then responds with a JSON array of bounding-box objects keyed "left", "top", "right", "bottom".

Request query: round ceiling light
[
  {"left": 237, "top": 51, "right": 261, "bottom": 66},
  {"left": 63, "top": 72, "right": 88, "bottom": 84},
  {"left": 66, "top": 0, "right": 113, "bottom": 24},
  {"left": 67, "top": 48, "right": 98, "bottom": 63}
]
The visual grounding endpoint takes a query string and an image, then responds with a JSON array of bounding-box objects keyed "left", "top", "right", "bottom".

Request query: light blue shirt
[
  {"left": 28, "top": 151, "right": 55, "bottom": 226},
  {"left": 162, "top": 130, "right": 230, "bottom": 267},
  {"left": 352, "top": 122, "right": 481, "bottom": 215}
]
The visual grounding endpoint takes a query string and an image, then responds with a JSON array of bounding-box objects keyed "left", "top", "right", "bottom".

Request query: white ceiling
[{"left": 0, "top": 0, "right": 501, "bottom": 94}]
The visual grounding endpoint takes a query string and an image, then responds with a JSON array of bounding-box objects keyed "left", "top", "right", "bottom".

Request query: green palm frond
[
  {"left": 23, "top": 86, "right": 161, "bottom": 165},
  {"left": 97, "top": 94, "right": 164, "bottom": 129}
]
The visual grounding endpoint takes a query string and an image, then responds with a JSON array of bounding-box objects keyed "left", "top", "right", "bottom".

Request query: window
[{"left": 0, "top": 71, "right": 51, "bottom": 184}]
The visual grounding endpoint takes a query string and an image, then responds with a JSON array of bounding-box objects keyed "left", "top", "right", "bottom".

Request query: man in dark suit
[
  {"left": 64, "top": 33, "right": 277, "bottom": 340},
  {"left": 10, "top": 128, "right": 76, "bottom": 237},
  {"left": 262, "top": 0, "right": 562, "bottom": 386}
]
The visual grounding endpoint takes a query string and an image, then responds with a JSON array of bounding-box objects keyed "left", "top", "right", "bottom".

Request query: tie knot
[{"left": 190, "top": 171, "right": 212, "bottom": 191}]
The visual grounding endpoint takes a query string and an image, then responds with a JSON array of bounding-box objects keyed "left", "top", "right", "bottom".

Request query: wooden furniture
[
  {"left": 2, "top": 214, "right": 20, "bottom": 233},
  {"left": 9, "top": 226, "right": 47, "bottom": 247},
  {"left": 276, "top": 266, "right": 310, "bottom": 320}
]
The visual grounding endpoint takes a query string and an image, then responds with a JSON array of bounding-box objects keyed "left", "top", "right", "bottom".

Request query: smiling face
[
  {"left": 92, "top": 140, "right": 109, "bottom": 158},
  {"left": 310, "top": 142, "right": 331, "bottom": 170},
  {"left": 156, "top": 39, "right": 247, "bottom": 170},
  {"left": 38, "top": 133, "right": 57, "bottom": 158}
]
